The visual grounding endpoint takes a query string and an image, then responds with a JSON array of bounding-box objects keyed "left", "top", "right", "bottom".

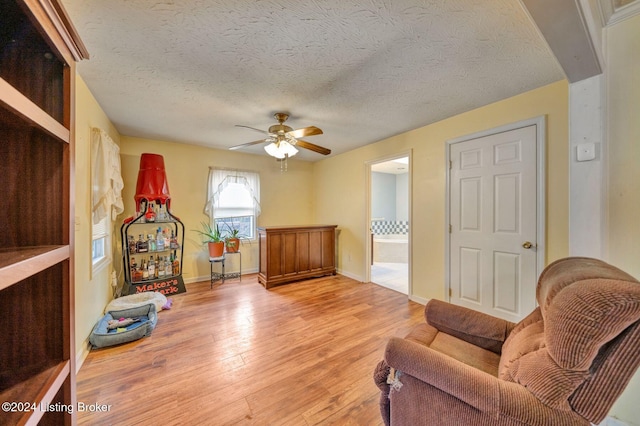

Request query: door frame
[
  {"left": 365, "top": 150, "right": 413, "bottom": 297},
  {"left": 444, "top": 116, "right": 546, "bottom": 303}
]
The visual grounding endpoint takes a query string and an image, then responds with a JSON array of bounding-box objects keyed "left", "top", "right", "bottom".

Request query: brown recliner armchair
[{"left": 375, "top": 257, "right": 640, "bottom": 425}]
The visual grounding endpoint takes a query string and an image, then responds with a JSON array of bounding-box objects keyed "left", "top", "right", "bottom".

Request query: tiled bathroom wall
[{"left": 371, "top": 220, "right": 409, "bottom": 235}]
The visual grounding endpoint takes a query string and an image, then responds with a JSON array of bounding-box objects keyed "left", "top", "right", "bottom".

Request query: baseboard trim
[
  {"left": 76, "top": 338, "right": 91, "bottom": 373},
  {"left": 409, "top": 295, "right": 429, "bottom": 305},
  {"left": 184, "top": 269, "right": 259, "bottom": 285},
  {"left": 336, "top": 269, "right": 364, "bottom": 282}
]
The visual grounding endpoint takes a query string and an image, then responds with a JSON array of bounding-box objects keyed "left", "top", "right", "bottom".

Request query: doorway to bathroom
[{"left": 368, "top": 154, "right": 410, "bottom": 295}]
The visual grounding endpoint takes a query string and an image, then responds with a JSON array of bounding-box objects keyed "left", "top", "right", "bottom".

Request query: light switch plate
[{"left": 576, "top": 143, "right": 596, "bottom": 162}]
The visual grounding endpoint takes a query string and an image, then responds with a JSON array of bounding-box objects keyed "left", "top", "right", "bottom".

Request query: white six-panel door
[{"left": 449, "top": 124, "right": 538, "bottom": 322}]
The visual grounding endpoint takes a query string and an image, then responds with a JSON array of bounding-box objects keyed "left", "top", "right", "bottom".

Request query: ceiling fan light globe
[
  {"left": 265, "top": 142, "right": 285, "bottom": 158},
  {"left": 265, "top": 141, "right": 298, "bottom": 159},
  {"left": 281, "top": 141, "right": 299, "bottom": 157}
]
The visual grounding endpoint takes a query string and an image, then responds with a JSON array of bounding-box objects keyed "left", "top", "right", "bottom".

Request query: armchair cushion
[
  {"left": 425, "top": 299, "right": 516, "bottom": 354},
  {"left": 405, "top": 323, "right": 501, "bottom": 376},
  {"left": 498, "top": 308, "right": 544, "bottom": 379}
]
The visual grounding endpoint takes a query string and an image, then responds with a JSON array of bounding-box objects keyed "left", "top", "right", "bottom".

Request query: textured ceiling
[{"left": 60, "top": 0, "right": 565, "bottom": 161}]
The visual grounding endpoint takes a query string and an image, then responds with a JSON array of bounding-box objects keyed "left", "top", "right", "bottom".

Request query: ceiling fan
[{"left": 230, "top": 112, "right": 331, "bottom": 158}]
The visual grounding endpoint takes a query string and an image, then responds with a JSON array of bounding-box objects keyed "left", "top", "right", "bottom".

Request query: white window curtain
[
  {"left": 91, "top": 128, "right": 124, "bottom": 224},
  {"left": 204, "top": 168, "right": 261, "bottom": 219}
]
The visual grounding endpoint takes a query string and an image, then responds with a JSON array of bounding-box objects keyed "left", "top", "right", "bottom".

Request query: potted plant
[
  {"left": 193, "top": 222, "right": 224, "bottom": 258},
  {"left": 222, "top": 221, "right": 248, "bottom": 253}
]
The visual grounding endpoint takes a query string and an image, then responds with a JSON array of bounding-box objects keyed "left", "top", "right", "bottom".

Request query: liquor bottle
[
  {"left": 137, "top": 234, "right": 148, "bottom": 253},
  {"left": 157, "top": 203, "right": 167, "bottom": 222},
  {"left": 172, "top": 253, "right": 180, "bottom": 276},
  {"left": 170, "top": 230, "right": 179, "bottom": 249},
  {"left": 130, "top": 257, "right": 136, "bottom": 280},
  {"left": 142, "top": 260, "right": 149, "bottom": 280},
  {"left": 165, "top": 257, "right": 172, "bottom": 276},
  {"left": 163, "top": 228, "right": 170, "bottom": 248},
  {"left": 148, "top": 255, "right": 155, "bottom": 279},
  {"left": 148, "top": 234, "right": 156, "bottom": 252},
  {"left": 145, "top": 202, "right": 156, "bottom": 222},
  {"left": 128, "top": 235, "right": 137, "bottom": 254},
  {"left": 157, "top": 256, "right": 165, "bottom": 278},
  {"left": 134, "top": 261, "right": 143, "bottom": 282},
  {"left": 156, "top": 227, "right": 165, "bottom": 251}
]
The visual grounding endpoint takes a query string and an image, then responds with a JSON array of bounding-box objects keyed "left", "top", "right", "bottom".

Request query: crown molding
[{"left": 599, "top": 0, "right": 640, "bottom": 25}]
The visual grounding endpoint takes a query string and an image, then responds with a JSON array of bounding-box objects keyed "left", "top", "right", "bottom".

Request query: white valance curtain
[
  {"left": 91, "top": 128, "right": 124, "bottom": 224},
  {"left": 204, "top": 168, "right": 261, "bottom": 219}
]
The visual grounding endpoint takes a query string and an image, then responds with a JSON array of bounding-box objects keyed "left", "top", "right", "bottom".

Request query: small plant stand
[{"left": 210, "top": 251, "right": 242, "bottom": 288}]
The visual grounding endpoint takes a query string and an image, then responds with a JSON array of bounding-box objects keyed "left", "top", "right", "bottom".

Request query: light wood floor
[{"left": 76, "top": 274, "right": 423, "bottom": 425}]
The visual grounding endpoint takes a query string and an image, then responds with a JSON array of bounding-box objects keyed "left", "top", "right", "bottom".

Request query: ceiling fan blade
[
  {"left": 235, "top": 125, "right": 272, "bottom": 135},
  {"left": 295, "top": 139, "right": 331, "bottom": 155},
  {"left": 287, "top": 126, "right": 323, "bottom": 139},
  {"left": 229, "top": 138, "right": 268, "bottom": 150}
]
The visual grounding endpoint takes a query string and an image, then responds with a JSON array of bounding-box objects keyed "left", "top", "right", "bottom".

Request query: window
[
  {"left": 205, "top": 168, "right": 261, "bottom": 240},
  {"left": 92, "top": 215, "right": 109, "bottom": 269},
  {"left": 214, "top": 182, "right": 255, "bottom": 238}
]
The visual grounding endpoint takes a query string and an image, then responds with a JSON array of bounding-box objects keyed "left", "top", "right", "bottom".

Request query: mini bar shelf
[{"left": 121, "top": 199, "right": 186, "bottom": 295}]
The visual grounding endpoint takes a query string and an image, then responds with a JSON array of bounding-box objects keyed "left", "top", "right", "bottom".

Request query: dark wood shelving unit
[{"left": 0, "top": 1, "right": 87, "bottom": 424}]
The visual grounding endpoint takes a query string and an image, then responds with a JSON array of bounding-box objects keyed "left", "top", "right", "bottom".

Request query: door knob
[{"left": 522, "top": 241, "right": 533, "bottom": 249}]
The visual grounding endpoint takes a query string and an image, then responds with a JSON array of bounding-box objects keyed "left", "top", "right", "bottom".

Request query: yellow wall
[
  {"left": 606, "top": 14, "right": 640, "bottom": 278},
  {"left": 314, "top": 80, "right": 569, "bottom": 301},
  {"left": 117, "top": 137, "right": 316, "bottom": 283},
  {"left": 605, "top": 13, "right": 640, "bottom": 425},
  {"left": 74, "top": 75, "right": 122, "bottom": 361}
]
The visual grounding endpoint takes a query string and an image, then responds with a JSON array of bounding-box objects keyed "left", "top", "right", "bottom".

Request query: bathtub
[{"left": 373, "top": 233, "right": 408, "bottom": 263}]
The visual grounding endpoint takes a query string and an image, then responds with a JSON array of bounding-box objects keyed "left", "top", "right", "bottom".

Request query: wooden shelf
[
  {"left": 0, "top": 78, "right": 70, "bottom": 143},
  {"left": 0, "top": 245, "right": 69, "bottom": 291},
  {"left": 0, "top": 360, "right": 70, "bottom": 426}
]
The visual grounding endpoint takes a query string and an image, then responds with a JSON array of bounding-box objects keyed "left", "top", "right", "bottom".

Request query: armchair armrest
[
  {"left": 425, "top": 299, "right": 515, "bottom": 353},
  {"left": 385, "top": 338, "right": 583, "bottom": 425},
  {"left": 385, "top": 337, "right": 500, "bottom": 413}
]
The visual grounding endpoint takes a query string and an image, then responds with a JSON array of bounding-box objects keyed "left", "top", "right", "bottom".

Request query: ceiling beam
[{"left": 520, "top": 0, "right": 602, "bottom": 83}]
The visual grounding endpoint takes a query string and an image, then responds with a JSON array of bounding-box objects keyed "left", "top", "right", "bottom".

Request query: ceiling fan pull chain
[{"left": 280, "top": 155, "right": 289, "bottom": 173}]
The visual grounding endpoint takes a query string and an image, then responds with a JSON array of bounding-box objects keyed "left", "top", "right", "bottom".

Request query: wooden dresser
[{"left": 258, "top": 225, "right": 337, "bottom": 289}]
